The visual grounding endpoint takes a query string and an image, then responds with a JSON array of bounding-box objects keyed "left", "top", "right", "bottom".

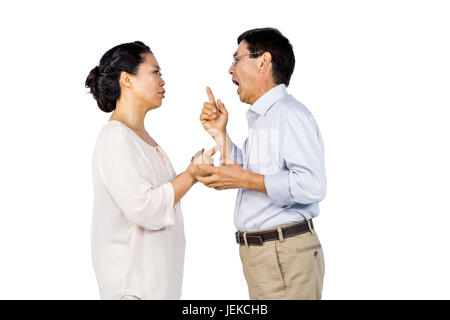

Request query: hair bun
[{"left": 85, "top": 66, "right": 100, "bottom": 92}]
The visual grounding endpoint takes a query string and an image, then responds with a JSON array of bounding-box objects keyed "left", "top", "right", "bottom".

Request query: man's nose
[{"left": 228, "top": 64, "right": 234, "bottom": 75}]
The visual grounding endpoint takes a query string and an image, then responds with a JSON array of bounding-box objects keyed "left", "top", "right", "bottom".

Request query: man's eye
[{"left": 153, "top": 70, "right": 161, "bottom": 75}]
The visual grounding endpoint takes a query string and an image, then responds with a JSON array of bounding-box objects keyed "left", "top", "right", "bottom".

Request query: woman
[{"left": 85, "top": 41, "right": 213, "bottom": 300}]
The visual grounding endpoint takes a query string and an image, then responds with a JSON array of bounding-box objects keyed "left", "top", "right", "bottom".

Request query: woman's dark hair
[
  {"left": 85, "top": 41, "right": 152, "bottom": 112},
  {"left": 237, "top": 28, "right": 295, "bottom": 87}
]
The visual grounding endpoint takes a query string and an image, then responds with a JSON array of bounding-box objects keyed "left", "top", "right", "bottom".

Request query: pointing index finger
[{"left": 206, "top": 86, "right": 216, "bottom": 106}]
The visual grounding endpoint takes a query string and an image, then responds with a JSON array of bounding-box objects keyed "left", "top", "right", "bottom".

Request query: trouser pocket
[
  {"left": 239, "top": 241, "right": 286, "bottom": 300},
  {"left": 275, "top": 232, "right": 325, "bottom": 299}
]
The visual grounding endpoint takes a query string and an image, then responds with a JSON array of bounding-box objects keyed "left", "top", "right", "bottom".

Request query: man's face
[{"left": 228, "top": 41, "right": 260, "bottom": 105}]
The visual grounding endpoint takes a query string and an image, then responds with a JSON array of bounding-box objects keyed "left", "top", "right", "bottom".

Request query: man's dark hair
[{"left": 237, "top": 28, "right": 295, "bottom": 87}]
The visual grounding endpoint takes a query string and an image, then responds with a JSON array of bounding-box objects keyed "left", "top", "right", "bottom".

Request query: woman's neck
[{"left": 110, "top": 97, "right": 148, "bottom": 131}]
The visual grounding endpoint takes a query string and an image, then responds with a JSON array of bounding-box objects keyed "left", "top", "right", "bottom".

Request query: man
[{"left": 197, "top": 28, "right": 327, "bottom": 300}]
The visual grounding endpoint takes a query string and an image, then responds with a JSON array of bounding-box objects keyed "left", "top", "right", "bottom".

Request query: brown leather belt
[{"left": 235, "top": 220, "right": 314, "bottom": 246}]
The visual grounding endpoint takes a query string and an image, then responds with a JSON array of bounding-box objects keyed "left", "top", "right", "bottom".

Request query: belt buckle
[
  {"left": 247, "top": 235, "right": 264, "bottom": 246},
  {"left": 236, "top": 232, "right": 263, "bottom": 246}
]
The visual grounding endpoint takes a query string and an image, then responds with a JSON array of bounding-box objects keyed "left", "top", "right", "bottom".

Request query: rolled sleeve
[
  {"left": 265, "top": 108, "right": 327, "bottom": 207},
  {"left": 97, "top": 125, "right": 176, "bottom": 230},
  {"left": 264, "top": 170, "right": 293, "bottom": 208}
]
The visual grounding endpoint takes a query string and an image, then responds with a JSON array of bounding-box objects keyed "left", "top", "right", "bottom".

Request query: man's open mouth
[{"left": 232, "top": 79, "right": 239, "bottom": 86}]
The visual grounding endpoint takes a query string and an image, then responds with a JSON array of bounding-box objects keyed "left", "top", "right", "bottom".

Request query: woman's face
[{"left": 130, "top": 53, "right": 165, "bottom": 109}]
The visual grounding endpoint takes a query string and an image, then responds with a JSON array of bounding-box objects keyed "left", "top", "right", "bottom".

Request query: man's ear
[
  {"left": 119, "top": 71, "right": 133, "bottom": 89},
  {"left": 259, "top": 52, "right": 272, "bottom": 71}
]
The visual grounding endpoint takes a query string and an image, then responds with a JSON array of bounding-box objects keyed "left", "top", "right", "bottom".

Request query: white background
[{"left": 0, "top": 0, "right": 449, "bottom": 299}]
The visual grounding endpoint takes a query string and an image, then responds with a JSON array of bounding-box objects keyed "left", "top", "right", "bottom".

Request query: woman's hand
[{"left": 186, "top": 146, "right": 218, "bottom": 182}]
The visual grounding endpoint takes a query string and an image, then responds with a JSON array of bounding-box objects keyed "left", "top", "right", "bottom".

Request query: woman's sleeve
[{"left": 96, "top": 125, "right": 176, "bottom": 230}]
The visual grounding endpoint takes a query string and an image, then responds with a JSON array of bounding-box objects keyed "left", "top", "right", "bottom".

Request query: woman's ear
[{"left": 119, "top": 71, "right": 133, "bottom": 89}]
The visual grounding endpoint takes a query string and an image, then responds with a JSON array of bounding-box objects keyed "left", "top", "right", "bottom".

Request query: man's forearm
[
  {"left": 211, "top": 130, "right": 266, "bottom": 194},
  {"left": 212, "top": 130, "right": 233, "bottom": 162},
  {"left": 243, "top": 170, "right": 267, "bottom": 195}
]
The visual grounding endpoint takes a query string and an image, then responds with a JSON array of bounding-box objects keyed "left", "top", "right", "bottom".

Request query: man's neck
[{"left": 249, "top": 82, "right": 278, "bottom": 105}]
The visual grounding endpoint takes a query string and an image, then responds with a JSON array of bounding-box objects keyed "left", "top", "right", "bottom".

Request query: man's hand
[
  {"left": 200, "top": 86, "right": 228, "bottom": 139},
  {"left": 196, "top": 161, "right": 249, "bottom": 191},
  {"left": 196, "top": 153, "right": 267, "bottom": 194}
]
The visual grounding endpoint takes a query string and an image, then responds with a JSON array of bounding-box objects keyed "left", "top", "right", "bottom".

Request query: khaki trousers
[{"left": 238, "top": 221, "right": 325, "bottom": 300}]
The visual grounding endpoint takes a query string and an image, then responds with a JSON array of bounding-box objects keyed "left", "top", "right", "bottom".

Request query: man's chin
[
  {"left": 238, "top": 93, "right": 248, "bottom": 104},
  {"left": 237, "top": 91, "right": 244, "bottom": 102}
]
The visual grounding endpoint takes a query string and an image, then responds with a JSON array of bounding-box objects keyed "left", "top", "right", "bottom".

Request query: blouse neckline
[{"left": 107, "top": 120, "right": 160, "bottom": 150}]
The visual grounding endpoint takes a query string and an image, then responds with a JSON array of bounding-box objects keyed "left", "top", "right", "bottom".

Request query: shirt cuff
[
  {"left": 162, "top": 182, "right": 176, "bottom": 226},
  {"left": 264, "top": 170, "right": 293, "bottom": 208}
]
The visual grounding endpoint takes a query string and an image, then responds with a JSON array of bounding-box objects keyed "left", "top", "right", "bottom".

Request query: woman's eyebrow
[{"left": 152, "top": 65, "right": 160, "bottom": 70}]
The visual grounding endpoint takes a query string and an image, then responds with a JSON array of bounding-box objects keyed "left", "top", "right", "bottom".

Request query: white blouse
[{"left": 91, "top": 120, "right": 185, "bottom": 300}]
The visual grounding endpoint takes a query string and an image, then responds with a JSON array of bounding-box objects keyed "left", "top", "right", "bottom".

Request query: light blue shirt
[{"left": 227, "top": 84, "right": 326, "bottom": 231}]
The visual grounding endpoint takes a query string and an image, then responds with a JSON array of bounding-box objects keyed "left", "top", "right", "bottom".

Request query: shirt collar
[{"left": 249, "top": 84, "right": 288, "bottom": 116}]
